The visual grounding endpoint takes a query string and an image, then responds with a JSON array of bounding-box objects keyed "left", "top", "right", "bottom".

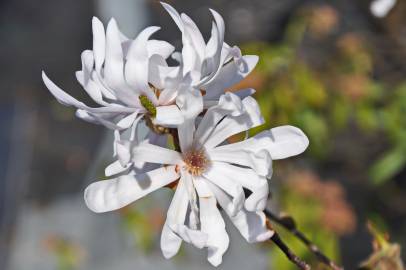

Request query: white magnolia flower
[
  {"left": 42, "top": 16, "right": 184, "bottom": 131},
  {"left": 161, "top": 3, "right": 259, "bottom": 110},
  {"left": 42, "top": 3, "right": 259, "bottom": 132},
  {"left": 84, "top": 92, "right": 309, "bottom": 266}
]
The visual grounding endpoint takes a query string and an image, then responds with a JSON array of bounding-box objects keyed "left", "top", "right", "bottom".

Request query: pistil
[{"left": 183, "top": 147, "right": 210, "bottom": 176}]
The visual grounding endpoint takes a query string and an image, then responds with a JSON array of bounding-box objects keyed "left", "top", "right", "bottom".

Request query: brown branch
[
  {"left": 265, "top": 209, "right": 343, "bottom": 270},
  {"left": 270, "top": 232, "right": 311, "bottom": 270}
]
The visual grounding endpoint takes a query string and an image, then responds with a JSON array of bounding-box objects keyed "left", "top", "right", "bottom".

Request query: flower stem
[
  {"left": 265, "top": 209, "right": 343, "bottom": 270},
  {"left": 270, "top": 232, "right": 311, "bottom": 270}
]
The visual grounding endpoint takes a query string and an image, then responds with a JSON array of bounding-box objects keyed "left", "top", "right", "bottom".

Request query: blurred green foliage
[
  {"left": 271, "top": 188, "right": 340, "bottom": 270},
  {"left": 120, "top": 199, "right": 165, "bottom": 252},
  {"left": 243, "top": 6, "right": 406, "bottom": 184},
  {"left": 44, "top": 236, "right": 84, "bottom": 270},
  {"left": 240, "top": 4, "right": 406, "bottom": 269}
]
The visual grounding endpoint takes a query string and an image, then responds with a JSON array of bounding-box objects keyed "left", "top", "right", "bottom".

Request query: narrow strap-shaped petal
[
  {"left": 92, "top": 17, "right": 106, "bottom": 73},
  {"left": 147, "top": 39, "right": 175, "bottom": 59},
  {"left": 42, "top": 71, "right": 89, "bottom": 109},
  {"left": 116, "top": 111, "right": 140, "bottom": 130},
  {"left": 211, "top": 162, "right": 269, "bottom": 212},
  {"left": 176, "top": 88, "right": 203, "bottom": 151},
  {"left": 161, "top": 2, "right": 184, "bottom": 32},
  {"left": 202, "top": 162, "right": 245, "bottom": 215},
  {"left": 195, "top": 92, "right": 244, "bottom": 146},
  {"left": 161, "top": 179, "right": 207, "bottom": 258},
  {"left": 105, "top": 160, "right": 131, "bottom": 177},
  {"left": 155, "top": 105, "right": 184, "bottom": 126},
  {"left": 43, "top": 72, "right": 133, "bottom": 114},
  {"left": 181, "top": 13, "right": 205, "bottom": 64},
  {"left": 84, "top": 166, "right": 179, "bottom": 213},
  {"left": 104, "top": 19, "right": 140, "bottom": 106},
  {"left": 197, "top": 9, "right": 226, "bottom": 86},
  {"left": 182, "top": 172, "right": 199, "bottom": 230},
  {"left": 148, "top": 54, "right": 169, "bottom": 90},
  {"left": 216, "top": 126, "right": 309, "bottom": 160},
  {"left": 205, "top": 181, "right": 274, "bottom": 243},
  {"left": 204, "top": 96, "right": 264, "bottom": 149},
  {"left": 204, "top": 55, "right": 259, "bottom": 100},
  {"left": 195, "top": 180, "right": 230, "bottom": 267},
  {"left": 91, "top": 70, "right": 117, "bottom": 101},
  {"left": 125, "top": 26, "right": 161, "bottom": 104},
  {"left": 75, "top": 110, "right": 121, "bottom": 130},
  {"left": 132, "top": 142, "right": 183, "bottom": 165},
  {"left": 158, "top": 88, "right": 178, "bottom": 105},
  {"left": 255, "top": 126, "right": 309, "bottom": 159},
  {"left": 75, "top": 109, "right": 141, "bottom": 131},
  {"left": 208, "top": 147, "right": 272, "bottom": 177}
]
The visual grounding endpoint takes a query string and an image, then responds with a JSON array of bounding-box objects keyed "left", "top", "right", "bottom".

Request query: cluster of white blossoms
[{"left": 42, "top": 3, "right": 309, "bottom": 267}]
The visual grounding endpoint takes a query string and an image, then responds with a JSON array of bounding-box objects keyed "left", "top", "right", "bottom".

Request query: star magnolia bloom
[
  {"left": 42, "top": 3, "right": 260, "bottom": 131},
  {"left": 84, "top": 92, "right": 309, "bottom": 266},
  {"left": 161, "top": 3, "right": 259, "bottom": 109},
  {"left": 42, "top": 15, "right": 185, "bottom": 131}
]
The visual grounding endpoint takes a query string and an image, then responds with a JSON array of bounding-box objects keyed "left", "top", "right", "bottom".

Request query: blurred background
[{"left": 0, "top": 0, "right": 405, "bottom": 269}]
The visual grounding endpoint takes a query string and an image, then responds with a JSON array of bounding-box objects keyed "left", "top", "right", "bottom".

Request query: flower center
[
  {"left": 139, "top": 95, "right": 157, "bottom": 117},
  {"left": 183, "top": 147, "right": 210, "bottom": 176}
]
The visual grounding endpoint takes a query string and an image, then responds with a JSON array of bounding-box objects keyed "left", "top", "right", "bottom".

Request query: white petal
[
  {"left": 210, "top": 9, "right": 225, "bottom": 46},
  {"left": 91, "top": 70, "right": 117, "bottom": 100},
  {"left": 203, "top": 96, "right": 264, "bottom": 149},
  {"left": 92, "top": 17, "right": 106, "bottom": 73},
  {"left": 208, "top": 148, "right": 272, "bottom": 177},
  {"left": 148, "top": 54, "right": 169, "bottom": 90},
  {"left": 205, "top": 181, "right": 273, "bottom": 243},
  {"left": 84, "top": 166, "right": 179, "bottom": 213},
  {"left": 212, "top": 162, "right": 269, "bottom": 212},
  {"left": 75, "top": 109, "right": 140, "bottom": 131},
  {"left": 202, "top": 162, "right": 245, "bottom": 215},
  {"left": 116, "top": 111, "right": 140, "bottom": 130},
  {"left": 147, "top": 39, "right": 175, "bottom": 59},
  {"left": 178, "top": 119, "right": 195, "bottom": 153},
  {"left": 176, "top": 13, "right": 205, "bottom": 76},
  {"left": 116, "top": 140, "right": 132, "bottom": 166},
  {"left": 132, "top": 142, "right": 183, "bottom": 165},
  {"left": 161, "top": 177, "right": 208, "bottom": 257},
  {"left": 195, "top": 180, "right": 230, "bottom": 267},
  {"left": 181, "top": 13, "right": 205, "bottom": 64},
  {"left": 161, "top": 2, "right": 184, "bottom": 32},
  {"left": 197, "top": 9, "right": 225, "bottom": 86},
  {"left": 176, "top": 89, "right": 203, "bottom": 151},
  {"left": 155, "top": 105, "right": 184, "bottom": 126},
  {"left": 158, "top": 88, "right": 178, "bottom": 105},
  {"left": 42, "top": 71, "right": 88, "bottom": 109},
  {"left": 75, "top": 109, "right": 119, "bottom": 129},
  {"left": 195, "top": 92, "right": 244, "bottom": 145},
  {"left": 176, "top": 86, "right": 203, "bottom": 120},
  {"left": 105, "top": 160, "right": 131, "bottom": 177},
  {"left": 204, "top": 55, "right": 259, "bottom": 100},
  {"left": 42, "top": 73, "right": 135, "bottom": 114},
  {"left": 125, "top": 26, "right": 161, "bottom": 104},
  {"left": 217, "top": 126, "right": 309, "bottom": 160},
  {"left": 181, "top": 172, "right": 199, "bottom": 230},
  {"left": 257, "top": 126, "right": 309, "bottom": 159},
  {"left": 169, "top": 224, "right": 208, "bottom": 249},
  {"left": 104, "top": 19, "right": 136, "bottom": 103}
]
